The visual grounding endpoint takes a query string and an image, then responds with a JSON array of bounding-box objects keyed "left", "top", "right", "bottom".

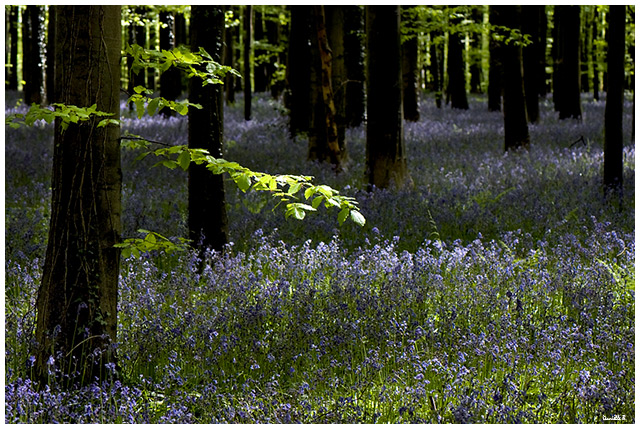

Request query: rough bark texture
[
  {"left": 35, "top": 5, "right": 122, "bottom": 384},
  {"left": 555, "top": 6, "right": 582, "bottom": 120},
  {"left": 325, "top": 6, "right": 348, "bottom": 162},
  {"left": 287, "top": 6, "right": 312, "bottom": 135},
  {"left": 22, "top": 5, "right": 45, "bottom": 105},
  {"left": 487, "top": 6, "right": 503, "bottom": 112},
  {"left": 343, "top": 5, "right": 365, "bottom": 127},
  {"left": 603, "top": 6, "right": 625, "bottom": 195},
  {"left": 159, "top": 11, "right": 182, "bottom": 117},
  {"left": 499, "top": 6, "right": 530, "bottom": 151},
  {"left": 244, "top": 5, "right": 253, "bottom": 120},
  {"left": 188, "top": 6, "right": 229, "bottom": 252},
  {"left": 365, "top": 6, "right": 409, "bottom": 190}
]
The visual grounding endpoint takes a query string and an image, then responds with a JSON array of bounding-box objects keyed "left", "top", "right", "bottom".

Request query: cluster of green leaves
[
  {"left": 126, "top": 44, "right": 241, "bottom": 86},
  {"left": 5, "top": 103, "right": 116, "bottom": 131},
  {"left": 114, "top": 229, "right": 191, "bottom": 259},
  {"left": 127, "top": 85, "right": 200, "bottom": 118},
  {"left": 123, "top": 135, "right": 365, "bottom": 226}
]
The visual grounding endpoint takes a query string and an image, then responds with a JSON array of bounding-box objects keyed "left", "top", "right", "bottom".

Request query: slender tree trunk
[
  {"left": 244, "top": 5, "right": 253, "bottom": 120},
  {"left": 45, "top": 6, "right": 56, "bottom": 103},
  {"left": 34, "top": 5, "right": 121, "bottom": 384},
  {"left": 22, "top": 5, "right": 45, "bottom": 105},
  {"left": 468, "top": 6, "right": 483, "bottom": 94},
  {"left": 603, "top": 5, "right": 625, "bottom": 197},
  {"left": 6, "top": 6, "right": 19, "bottom": 90},
  {"left": 325, "top": 6, "right": 348, "bottom": 163},
  {"left": 365, "top": 6, "right": 409, "bottom": 189},
  {"left": 591, "top": 8, "right": 600, "bottom": 101},
  {"left": 253, "top": 8, "right": 268, "bottom": 93},
  {"left": 500, "top": 6, "right": 530, "bottom": 150},
  {"left": 159, "top": 11, "right": 182, "bottom": 117},
  {"left": 266, "top": 12, "right": 284, "bottom": 98},
  {"left": 447, "top": 25, "right": 469, "bottom": 110},
  {"left": 188, "top": 6, "right": 229, "bottom": 252},
  {"left": 556, "top": 6, "right": 582, "bottom": 120},
  {"left": 287, "top": 6, "right": 312, "bottom": 135},
  {"left": 521, "top": 5, "right": 544, "bottom": 123},
  {"left": 402, "top": 6, "right": 420, "bottom": 121},
  {"left": 344, "top": 5, "right": 365, "bottom": 126},
  {"left": 224, "top": 7, "right": 237, "bottom": 105},
  {"left": 128, "top": 8, "right": 147, "bottom": 110},
  {"left": 430, "top": 31, "right": 443, "bottom": 108},
  {"left": 487, "top": 6, "right": 502, "bottom": 112}
]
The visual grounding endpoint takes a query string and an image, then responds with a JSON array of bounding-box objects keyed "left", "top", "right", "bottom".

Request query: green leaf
[
  {"left": 177, "top": 150, "right": 191, "bottom": 171},
  {"left": 288, "top": 182, "right": 302, "bottom": 195},
  {"left": 338, "top": 207, "right": 349, "bottom": 225},
  {"left": 304, "top": 187, "right": 315, "bottom": 200},
  {"left": 350, "top": 210, "right": 366, "bottom": 226},
  {"left": 147, "top": 97, "right": 160, "bottom": 116},
  {"left": 234, "top": 173, "right": 252, "bottom": 193},
  {"left": 311, "top": 195, "right": 324, "bottom": 209}
]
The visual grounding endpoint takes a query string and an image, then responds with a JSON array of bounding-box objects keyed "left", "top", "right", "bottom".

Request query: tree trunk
[
  {"left": 253, "top": 8, "right": 268, "bottom": 93},
  {"left": 447, "top": 20, "right": 469, "bottom": 110},
  {"left": 603, "top": 5, "right": 625, "bottom": 196},
  {"left": 128, "top": 8, "right": 147, "bottom": 109},
  {"left": 401, "top": 6, "right": 420, "bottom": 121},
  {"left": 521, "top": 5, "right": 545, "bottom": 123},
  {"left": 188, "top": 6, "right": 229, "bottom": 252},
  {"left": 159, "top": 11, "right": 182, "bottom": 117},
  {"left": 365, "top": 6, "right": 409, "bottom": 190},
  {"left": 224, "top": 7, "right": 237, "bottom": 105},
  {"left": 34, "top": 5, "right": 121, "bottom": 384},
  {"left": 22, "top": 5, "right": 45, "bottom": 105},
  {"left": 468, "top": 7, "right": 483, "bottom": 94},
  {"left": 556, "top": 6, "right": 582, "bottom": 120},
  {"left": 499, "top": 6, "right": 530, "bottom": 150},
  {"left": 266, "top": 11, "right": 284, "bottom": 98},
  {"left": 287, "top": 6, "right": 312, "bottom": 135},
  {"left": 430, "top": 31, "right": 443, "bottom": 108},
  {"left": 45, "top": 6, "right": 56, "bottom": 103},
  {"left": 243, "top": 5, "right": 253, "bottom": 120},
  {"left": 325, "top": 6, "right": 348, "bottom": 162},
  {"left": 487, "top": 6, "right": 502, "bottom": 112},
  {"left": 6, "top": 6, "right": 19, "bottom": 90},
  {"left": 343, "top": 5, "right": 365, "bottom": 127},
  {"left": 591, "top": 8, "right": 600, "bottom": 101}
]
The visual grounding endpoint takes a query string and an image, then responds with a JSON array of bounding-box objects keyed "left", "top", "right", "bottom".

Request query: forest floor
[{"left": 5, "top": 92, "right": 635, "bottom": 423}]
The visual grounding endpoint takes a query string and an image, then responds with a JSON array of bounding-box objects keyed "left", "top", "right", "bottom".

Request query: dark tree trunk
[
  {"left": 603, "top": 5, "right": 626, "bottom": 196},
  {"left": 45, "top": 6, "right": 56, "bottom": 103},
  {"left": 224, "top": 7, "right": 237, "bottom": 105},
  {"left": 447, "top": 27, "right": 469, "bottom": 110},
  {"left": 591, "top": 8, "right": 600, "bottom": 101},
  {"left": 521, "top": 5, "right": 545, "bottom": 123},
  {"left": 6, "top": 6, "right": 19, "bottom": 90},
  {"left": 325, "top": 6, "right": 348, "bottom": 163},
  {"left": 401, "top": 6, "right": 420, "bottom": 121},
  {"left": 343, "top": 5, "right": 365, "bottom": 127},
  {"left": 499, "top": 6, "right": 530, "bottom": 150},
  {"left": 22, "top": 5, "right": 45, "bottom": 105},
  {"left": 243, "top": 5, "right": 253, "bottom": 120},
  {"left": 556, "top": 6, "right": 582, "bottom": 120},
  {"left": 159, "top": 11, "right": 182, "bottom": 117},
  {"left": 253, "top": 8, "right": 268, "bottom": 93},
  {"left": 265, "top": 12, "right": 284, "bottom": 98},
  {"left": 188, "top": 6, "right": 229, "bottom": 252},
  {"left": 287, "top": 6, "right": 312, "bottom": 135},
  {"left": 488, "top": 6, "right": 503, "bottom": 112},
  {"left": 468, "top": 7, "right": 483, "bottom": 94},
  {"left": 365, "top": 6, "right": 409, "bottom": 189},
  {"left": 146, "top": 17, "right": 156, "bottom": 91},
  {"left": 430, "top": 31, "right": 443, "bottom": 108},
  {"left": 128, "top": 8, "right": 147, "bottom": 109},
  {"left": 34, "top": 5, "right": 121, "bottom": 384}
]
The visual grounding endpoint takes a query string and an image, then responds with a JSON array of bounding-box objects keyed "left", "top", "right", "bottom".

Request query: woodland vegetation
[{"left": 4, "top": 5, "right": 636, "bottom": 423}]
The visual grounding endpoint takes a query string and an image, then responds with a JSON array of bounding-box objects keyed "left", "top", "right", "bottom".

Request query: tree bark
[
  {"left": 287, "top": 6, "right": 312, "bottom": 135},
  {"left": 243, "top": 5, "right": 253, "bottom": 120},
  {"left": 603, "top": 5, "right": 625, "bottom": 196},
  {"left": 555, "top": 6, "right": 582, "bottom": 120},
  {"left": 325, "top": 6, "right": 348, "bottom": 162},
  {"left": 365, "top": 6, "right": 409, "bottom": 190},
  {"left": 253, "top": 8, "right": 268, "bottom": 93},
  {"left": 35, "top": 5, "right": 121, "bottom": 384},
  {"left": 447, "top": 21, "right": 469, "bottom": 110},
  {"left": 402, "top": 6, "right": 420, "bottom": 121},
  {"left": 45, "top": 6, "right": 56, "bottom": 103},
  {"left": 521, "top": 5, "right": 545, "bottom": 123},
  {"left": 499, "top": 6, "right": 530, "bottom": 150},
  {"left": 343, "top": 5, "right": 365, "bottom": 127},
  {"left": 430, "top": 31, "right": 443, "bottom": 108},
  {"left": 22, "top": 5, "right": 45, "bottom": 105},
  {"left": 188, "top": 6, "right": 229, "bottom": 252},
  {"left": 159, "top": 11, "right": 182, "bottom": 117},
  {"left": 487, "top": 6, "right": 503, "bottom": 112},
  {"left": 6, "top": 6, "right": 19, "bottom": 90}
]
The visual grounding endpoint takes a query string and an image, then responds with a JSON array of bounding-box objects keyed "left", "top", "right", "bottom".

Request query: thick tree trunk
[
  {"left": 188, "top": 6, "right": 229, "bottom": 252},
  {"left": 521, "top": 5, "right": 545, "bottom": 123},
  {"left": 365, "top": 6, "right": 409, "bottom": 190},
  {"left": 344, "top": 5, "right": 365, "bottom": 127},
  {"left": 35, "top": 5, "right": 122, "bottom": 384},
  {"left": 45, "top": 6, "right": 56, "bottom": 103},
  {"left": 447, "top": 23, "right": 469, "bottom": 110},
  {"left": 6, "top": 6, "right": 19, "bottom": 90},
  {"left": 556, "top": 6, "right": 582, "bottom": 120},
  {"left": 499, "top": 6, "right": 530, "bottom": 150},
  {"left": 591, "top": 8, "right": 600, "bottom": 101},
  {"left": 22, "top": 5, "right": 45, "bottom": 105},
  {"left": 487, "top": 6, "right": 502, "bottom": 112},
  {"left": 325, "top": 6, "right": 348, "bottom": 163},
  {"left": 402, "top": 6, "right": 420, "bottom": 121},
  {"left": 243, "top": 5, "right": 253, "bottom": 120},
  {"left": 287, "top": 6, "right": 312, "bottom": 135},
  {"left": 253, "top": 9, "right": 268, "bottom": 93},
  {"left": 159, "top": 11, "right": 182, "bottom": 117},
  {"left": 430, "top": 31, "right": 443, "bottom": 108},
  {"left": 603, "top": 5, "right": 625, "bottom": 196}
]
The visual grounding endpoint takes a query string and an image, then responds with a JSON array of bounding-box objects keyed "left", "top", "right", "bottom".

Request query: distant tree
[
  {"left": 45, "top": 6, "right": 56, "bottom": 103},
  {"left": 325, "top": 6, "right": 348, "bottom": 160},
  {"left": 224, "top": 6, "right": 239, "bottom": 104},
  {"left": 34, "top": 5, "right": 122, "bottom": 384},
  {"left": 429, "top": 30, "right": 444, "bottom": 108},
  {"left": 468, "top": 6, "right": 484, "bottom": 94},
  {"left": 6, "top": 6, "right": 19, "bottom": 90},
  {"left": 591, "top": 7, "right": 601, "bottom": 101},
  {"left": 253, "top": 8, "right": 268, "bottom": 93},
  {"left": 521, "top": 5, "right": 546, "bottom": 123},
  {"left": 287, "top": 6, "right": 312, "bottom": 135},
  {"left": 188, "top": 5, "right": 229, "bottom": 252},
  {"left": 343, "top": 5, "right": 365, "bottom": 126},
  {"left": 127, "top": 7, "right": 147, "bottom": 108},
  {"left": 159, "top": 10, "right": 183, "bottom": 117},
  {"left": 401, "top": 6, "right": 420, "bottom": 121},
  {"left": 447, "top": 17, "right": 469, "bottom": 110},
  {"left": 554, "top": 6, "right": 582, "bottom": 120},
  {"left": 603, "top": 5, "right": 626, "bottom": 196},
  {"left": 365, "top": 5, "right": 409, "bottom": 189},
  {"left": 244, "top": 5, "right": 253, "bottom": 120},
  {"left": 487, "top": 6, "right": 503, "bottom": 112},
  {"left": 499, "top": 6, "right": 530, "bottom": 150},
  {"left": 22, "top": 5, "right": 45, "bottom": 105}
]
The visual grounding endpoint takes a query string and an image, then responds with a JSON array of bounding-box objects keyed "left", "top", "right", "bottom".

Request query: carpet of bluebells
[{"left": 5, "top": 91, "right": 635, "bottom": 423}]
